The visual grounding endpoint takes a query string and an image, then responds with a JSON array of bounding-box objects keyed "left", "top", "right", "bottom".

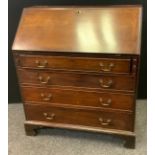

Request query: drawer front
[
  {"left": 25, "top": 104, "right": 134, "bottom": 131},
  {"left": 22, "top": 86, "right": 134, "bottom": 111},
  {"left": 18, "top": 55, "right": 131, "bottom": 74},
  {"left": 18, "top": 69, "right": 135, "bottom": 91}
]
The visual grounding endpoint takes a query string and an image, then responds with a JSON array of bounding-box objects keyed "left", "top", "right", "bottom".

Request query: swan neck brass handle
[
  {"left": 99, "top": 62, "right": 114, "bottom": 72},
  {"left": 38, "top": 76, "right": 50, "bottom": 84},
  {"left": 99, "top": 79, "right": 113, "bottom": 88},
  {"left": 99, "top": 118, "right": 112, "bottom": 126},
  {"left": 99, "top": 98, "right": 112, "bottom": 107},
  {"left": 35, "top": 60, "right": 48, "bottom": 68},
  {"left": 43, "top": 113, "right": 55, "bottom": 120},
  {"left": 41, "top": 93, "right": 52, "bottom": 101}
]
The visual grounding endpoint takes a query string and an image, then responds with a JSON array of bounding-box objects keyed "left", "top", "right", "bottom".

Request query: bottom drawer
[{"left": 24, "top": 104, "right": 134, "bottom": 131}]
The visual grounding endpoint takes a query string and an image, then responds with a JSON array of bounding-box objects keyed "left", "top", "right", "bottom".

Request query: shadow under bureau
[{"left": 12, "top": 5, "right": 142, "bottom": 148}]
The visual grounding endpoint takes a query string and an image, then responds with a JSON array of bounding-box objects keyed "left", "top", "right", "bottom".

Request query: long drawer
[
  {"left": 17, "top": 55, "right": 131, "bottom": 74},
  {"left": 21, "top": 86, "right": 134, "bottom": 111},
  {"left": 18, "top": 69, "right": 135, "bottom": 91},
  {"left": 24, "top": 104, "right": 134, "bottom": 131}
]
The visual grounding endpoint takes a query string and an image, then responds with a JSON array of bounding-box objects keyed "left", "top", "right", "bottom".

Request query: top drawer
[{"left": 17, "top": 55, "right": 131, "bottom": 74}]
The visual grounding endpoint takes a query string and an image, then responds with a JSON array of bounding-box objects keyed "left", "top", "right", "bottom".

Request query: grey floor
[{"left": 8, "top": 100, "right": 146, "bottom": 155}]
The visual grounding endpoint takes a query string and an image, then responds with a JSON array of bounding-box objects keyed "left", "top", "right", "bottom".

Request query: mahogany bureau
[{"left": 12, "top": 6, "right": 142, "bottom": 148}]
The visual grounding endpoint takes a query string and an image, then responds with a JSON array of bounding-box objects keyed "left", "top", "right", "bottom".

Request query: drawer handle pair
[
  {"left": 99, "top": 118, "right": 112, "bottom": 126},
  {"left": 99, "top": 79, "right": 113, "bottom": 88},
  {"left": 99, "top": 62, "right": 114, "bottom": 72},
  {"left": 41, "top": 93, "right": 52, "bottom": 101},
  {"left": 43, "top": 113, "right": 55, "bottom": 120},
  {"left": 35, "top": 60, "right": 48, "bottom": 68},
  {"left": 99, "top": 98, "right": 112, "bottom": 107},
  {"left": 38, "top": 76, "right": 50, "bottom": 84}
]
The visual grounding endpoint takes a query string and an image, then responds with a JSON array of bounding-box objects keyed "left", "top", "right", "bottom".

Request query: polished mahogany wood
[
  {"left": 12, "top": 6, "right": 142, "bottom": 54},
  {"left": 21, "top": 86, "right": 134, "bottom": 111},
  {"left": 12, "top": 6, "right": 142, "bottom": 149},
  {"left": 18, "top": 69, "right": 135, "bottom": 91},
  {"left": 24, "top": 104, "right": 134, "bottom": 131},
  {"left": 17, "top": 54, "right": 132, "bottom": 74}
]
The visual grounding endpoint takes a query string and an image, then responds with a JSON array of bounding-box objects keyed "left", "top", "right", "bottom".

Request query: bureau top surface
[{"left": 12, "top": 5, "right": 142, "bottom": 55}]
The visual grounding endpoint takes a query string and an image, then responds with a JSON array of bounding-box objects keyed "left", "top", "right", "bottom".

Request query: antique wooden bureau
[{"left": 12, "top": 5, "right": 142, "bottom": 148}]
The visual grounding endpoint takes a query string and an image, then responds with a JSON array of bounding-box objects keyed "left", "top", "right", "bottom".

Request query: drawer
[
  {"left": 22, "top": 86, "right": 134, "bottom": 111},
  {"left": 24, "top": 104, "right": 134, "bottom": 131},
  {"left": 18, "top": 69, "right": 135, "bottom": 91},
  {"left": 17, "top": 55, "right": 131, "bottom": 74}
]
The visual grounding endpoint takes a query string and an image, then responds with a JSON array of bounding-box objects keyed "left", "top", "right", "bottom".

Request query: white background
[{"left": 0, "top": 0, "right": 8, "bottom": 155}]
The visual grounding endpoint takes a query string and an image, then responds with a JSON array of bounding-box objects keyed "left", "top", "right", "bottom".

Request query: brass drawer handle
[
  {"left": 40, "top": 93, "right": 52, "bottom": 101},
  {"left": 43, "top": 113, "right": 55, "bottom": 120},
  {"left": 99, "top": 98, "right": 112, "bottom": 107},
  {"left": 99, "top": 79, "right": 113, "bottom": 88},
  {"left": 99, "top": 118, "right": 112, "bottom": 126},
  {"left": 99, "top": 62, "right": 114, "bottom": 72},
  {"left": 38, "top": 76, "right": 50, "bottom": 84},
  {"left": 35, "top": 60, "right": 48, "bottom": 68}
]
